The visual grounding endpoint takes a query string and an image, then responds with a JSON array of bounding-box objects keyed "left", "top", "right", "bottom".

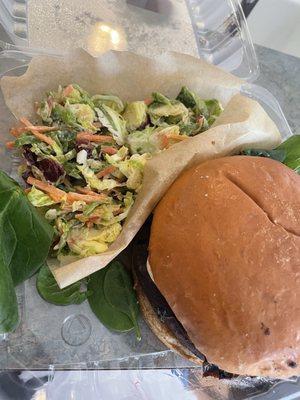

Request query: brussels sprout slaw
[{"left": 6, "top": 84, "right": 222, "bottom": 260}]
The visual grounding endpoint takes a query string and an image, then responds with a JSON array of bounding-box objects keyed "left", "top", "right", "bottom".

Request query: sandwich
[{"left": 134, "top": 152, "right": 300, "bottom": 377}]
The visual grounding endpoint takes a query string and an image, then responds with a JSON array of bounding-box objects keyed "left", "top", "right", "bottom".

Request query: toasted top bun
[{"left": 149, "top": 156, "right": 300, "bottom": 377}]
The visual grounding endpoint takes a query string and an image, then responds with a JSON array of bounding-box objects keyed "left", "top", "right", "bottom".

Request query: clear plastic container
[
  {"left": 1, "top": 0, "right": 259, "bottom": 80},
  {"left": 0, "top": 1, "right": 295, "bottom": 399}
]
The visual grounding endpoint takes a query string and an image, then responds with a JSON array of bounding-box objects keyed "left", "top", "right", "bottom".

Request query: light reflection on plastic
[
  {"left": 86, "top": 22, "right": 126, "bottom": 55},
  {"left": 33, "top": 389, "right": 46, "bottom": 400}
]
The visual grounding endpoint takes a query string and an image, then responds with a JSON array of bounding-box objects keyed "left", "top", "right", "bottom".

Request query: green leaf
[
  {"left": 64, "top": 162, "right": 82, "bottom": 179},
  {"left": 0, "top": 170, "right": 54, "bottom": 286},
  {"left": 122, "top": 101, "right": 148, "bottom": 131},
  {"left": 176, "top": 86, "right": 208, "bottom": 117},
  {"left": 242, "top": 148, "right": 286, "bottom": 162},
  {"left": 0, "top": 257, "right": 19, "bottom": 333},
  {"left": 92, "top": 94, "right": 124, "bottom": 113},
  {"left": 56, "top": 130, "right": 77, "bottom": 153},
  {"left": 95, "top": 104, "right": 127, "bottom": 145},
  {"left": 103, "top": 261, "right": 141, "bottom": 340},
  {"left": 52, "top": 104, "right": 81, "bottom": 129},
  {"left": 151, "top": 92, "right": 171, "bottom": 105},
  {"left": 15, "top": 133, "right": 39, "bottom": 147},
  {"left": 37, "top": 264, "right": 89, "bottom": 306},
  {"left": 276, "top": 135, "right": 300, "bottom": 173},
  {"left": 0, "top": 171, "right": 54, "bottom": 333},
  {"left": 88, "top": 263, "right": 136, "bottom": 334},
  {"left": 205, "top": 99, "right": 223, "bottom": 118}
]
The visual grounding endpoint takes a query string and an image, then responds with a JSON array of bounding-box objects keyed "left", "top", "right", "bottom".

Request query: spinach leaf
[
  {"left": 0, "top": 171, "right": 53, "bottom": 333},
  {"left": 276, "top": 135, "right": 300, "bottom": 173},
  {"left": 241, "top": 148, "right": 286, "bottom": 162},
  {"left": 0, "top": 257, "right": 19, "bottom": 333},
  {"left": 88, "top": 263, "right": 137, "bottom": 334},
  {"left": 242, "top": 135, "right": 300, "bottom": 174},
  {"left": 103, "top": 261, "right": 141, "bottom": 340},
  {"left": 37, "top": 264, "right": 90, "bottom": 305},
  {"left": 0, "top": 171, "right": 54, "bottom": 285}
]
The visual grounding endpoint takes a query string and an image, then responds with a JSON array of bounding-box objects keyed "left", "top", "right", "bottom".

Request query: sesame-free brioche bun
[{"left": 148, "top": 156, "right": 300, "bottom": 377}]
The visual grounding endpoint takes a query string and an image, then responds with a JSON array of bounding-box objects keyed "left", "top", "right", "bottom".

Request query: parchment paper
[{"left": 1, "top": 49, "right": 281, "bottom": 288}]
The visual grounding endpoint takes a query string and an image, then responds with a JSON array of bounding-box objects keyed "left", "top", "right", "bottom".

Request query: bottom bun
[{"left": 135, "top": 279, "right": 203, "bottom": 366}]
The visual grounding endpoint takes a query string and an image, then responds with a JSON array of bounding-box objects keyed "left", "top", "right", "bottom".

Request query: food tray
[{"left": 0, "top": 0, "right": 295, "bottom": 398}]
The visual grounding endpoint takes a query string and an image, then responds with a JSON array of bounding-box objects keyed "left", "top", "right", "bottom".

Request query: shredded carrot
[
  {"left": 62, "top": 84, "right": 73, "bottom": 97},
  {"left": 76, "top": 132, "right": 114, "bottom": 143},
  {"left": 67, "top": 192, "right": 107, "bottom": 204},
  {"left": 26, "top": 125, "right": 57, "bottom": 132},
  {"left": 24, "top": 188, "right": 31, "bottom": 194},
  {"left": 10, "top": 125, "right": 57, "bottom": 138},
  {"left": 144, "top": 98, "right": 152, "bottom": 105},
  {"left": 96, "top": 166, "right": 116, "bottom": 179},
  {"left": 32, "top": 131, "right": 56, "bottom": 146},
  {"left": 27, "top": 177, "right": 66, "bottom": 203},
  {"left": 27, "top": 176, "right": 107, "bottom": 204},
  {"left": 101, "top": 146, "right": 117, "bottom": 155},
  {"left": 75, "top": 186, "right": 98, "bottom": 195},
  {"left": 19, "top": 117, "right": 56, "bottom": 146},
  {"left": 10, "top": 127, "right": 24, "bottom": 137},
  {"left": 6, "top": 141, "right": 15, "bottom": 149}
]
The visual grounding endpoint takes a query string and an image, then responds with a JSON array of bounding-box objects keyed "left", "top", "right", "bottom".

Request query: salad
[{"left": 6, "top": 84, "right": 223, "bottom": 260}]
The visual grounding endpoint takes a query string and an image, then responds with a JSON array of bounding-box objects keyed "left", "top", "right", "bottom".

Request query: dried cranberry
[
  {"left": 37, "top": 158, "right": 65, "bottom": 182},
  {"left": 23, "top": 146, "right": 37, "bottom": 164}
]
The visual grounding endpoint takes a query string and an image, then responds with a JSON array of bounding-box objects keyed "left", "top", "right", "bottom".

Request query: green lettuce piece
[
  {"left": 148, "top": 98, "right": 189, "bottom": 125},
  {"left": 83, "top": 202, "right": 102, "bottom": 216},
  {"left": 53, "top": 219, "right": 77, "bottom": 252},
  {"left": 52, "top": 104, "right": 79, "bottom": 127},
  {"left": 15, "top": 133, "right": 38, "bottom": 147},
  {"left": 122, "top": 101, "right": 148, "bottom": 131},
  {"left": 64, "top": 162, "right": 82, "bottom": 179},
  {"left": 78, "top": 165, "right": 123, "bottom": 191},
  {"left": 27, "top": 187, "right": 56, "bottom": 207},
  {"left": 71, "top": 84, "right": 94, "bottom": 107},
  {"left": 205, "top": 99, "right": 223, "bottom": 117},
  {"left": 105, "top": 146, "right": 129, "bottom": 164},
  {"left": 176, "top": 86, "right": 208, "bottom": 118},
  {"left": 86, "top": 159, "right": 105, "bottom": 172},
  {"left": 68, "top": 103, "right": 96, "bottom": 131},
  {"left": 118, "top": 154, "right": 149, "bottom": 191},
  {"left": 56, "top": 131, "right": 77, "bottom": 153},
  {"left": 114, "top": 191, "right": 134, "bottom": 223},
  {"left": 49, "top": 84, "right": 92, "bottom": 106},
  {"left": 127, "top": 125, "right": 182, "bottom": 154},
  {"left": 62, "top": 85, "right": 82, "bottom": 103},
  {"left": 127, "top": 127, "right": 156, "bottom": 154},
  {"left": 92, "top": 94, "right": 124, "bottom": 113},
  {"left": 30, "top": 142, "right": 52, "bottom": 157},
  {"left": 95, "top": 104, "right": 127, "bottom": 145},
  {"left": 67, "top": 223, "right": 122, "bottom": 257},
  {"left": 36, "top": 100, "right": 52, "bottom": 123},
  {"left": 151, "top": 92, "right": 171, "bottom": 105}
]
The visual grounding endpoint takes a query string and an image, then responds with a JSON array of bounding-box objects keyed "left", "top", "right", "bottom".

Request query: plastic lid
[{"left": 0, "top": 0, "right": 259, "bottom": 81}]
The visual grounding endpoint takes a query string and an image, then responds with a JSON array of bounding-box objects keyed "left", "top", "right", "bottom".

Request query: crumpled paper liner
[{"left": 1, "top": 49, "right": 281, "bottom": 288}]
